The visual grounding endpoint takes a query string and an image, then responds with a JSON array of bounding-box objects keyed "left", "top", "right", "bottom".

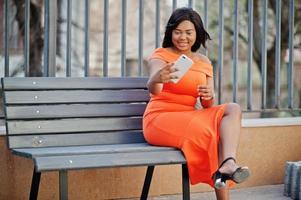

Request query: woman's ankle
[{"left": 219, "top": 159, "right": 238, "bottom": 174}]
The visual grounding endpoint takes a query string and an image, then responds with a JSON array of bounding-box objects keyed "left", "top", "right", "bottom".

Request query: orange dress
[{"left": 143, "top": 48, "right": 226, "bottom": 187}]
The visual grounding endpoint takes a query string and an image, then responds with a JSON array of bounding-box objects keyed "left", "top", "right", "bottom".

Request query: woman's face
[{"left": 172, "top": 20, "right": 196, "bottom": 52}]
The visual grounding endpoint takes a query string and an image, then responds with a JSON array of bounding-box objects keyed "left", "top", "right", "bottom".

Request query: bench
[{"left": 1, "top": 77, "right": 190, "bottom": 200}]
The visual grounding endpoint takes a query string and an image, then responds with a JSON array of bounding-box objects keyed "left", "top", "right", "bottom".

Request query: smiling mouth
[{"left": 178, "top": 43, "right": 188, "bottom": 47}]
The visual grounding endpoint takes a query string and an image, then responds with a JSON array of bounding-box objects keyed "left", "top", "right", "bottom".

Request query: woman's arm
[
  {"left": 198, "top": 76, "right": 215, "bottom": 108},
  {"left": 147, "top": 59, "right": 175, "bottom": 95}
]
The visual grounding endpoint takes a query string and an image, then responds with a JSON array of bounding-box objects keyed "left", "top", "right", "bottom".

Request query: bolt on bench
[{"left": 1, "top": 77, "right": 190, "bottom": 200}]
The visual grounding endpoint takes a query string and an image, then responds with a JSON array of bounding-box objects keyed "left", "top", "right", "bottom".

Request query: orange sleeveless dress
[{"left": 143, "top": 48, "right": 226, "bottom": 187}]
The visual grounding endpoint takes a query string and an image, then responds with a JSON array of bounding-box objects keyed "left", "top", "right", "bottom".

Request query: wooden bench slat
[
  {"left": 34, "top": 150, "right": 186, "bottom": 171},
  {"left": 8, "top": 131, "right": 146, "bottom": 148},
  {"left": 2, "top": 77, "right": 148, "bottom": 90},
  {"left": 12, "top": 143, "right": 177, "bottom": 158},
  {"left": 6, "top": 103, "right": 147, "bottom": 119},
  {"left": 7, "top": 117, "right": 142, "bottom": 135},
  {"left": 5, "top": 90, "right": 149, "bottom": 104}
]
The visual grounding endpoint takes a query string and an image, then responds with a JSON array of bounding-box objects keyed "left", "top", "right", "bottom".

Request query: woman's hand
[
  {"left": 153, "top": 62, "right": 178, "bottom": 83},
  {"left": 147, "top": 60, "right": 178, "bottom": 95},
  {"left": 197, "top": 84, "right": 215, "bottom": 101}
]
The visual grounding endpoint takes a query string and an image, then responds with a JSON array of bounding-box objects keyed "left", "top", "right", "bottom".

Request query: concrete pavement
[{"left": 127, "top": 184, "right": 290, "bottom": 200}]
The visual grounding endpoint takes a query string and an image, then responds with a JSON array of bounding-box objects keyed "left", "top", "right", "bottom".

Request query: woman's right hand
[
  {"left": 147, "top": 60, "right": 178, "bottom": 95},
  {"left": 153, "top": 62, "right": 178, "bottom": 83}
]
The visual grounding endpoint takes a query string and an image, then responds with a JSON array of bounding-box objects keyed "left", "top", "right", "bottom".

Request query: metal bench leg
[
  {"left": 29, "top": 170, "right": 41, "bottom": 200},
  {"left": 59, "top": 170, "right": 68, "bottom": 200},
  {"left": 140, "top": 166, "right": 155, "bottom": 200},
  {"left": 182, "top": 164, "right": 190, "bottom": 200}
]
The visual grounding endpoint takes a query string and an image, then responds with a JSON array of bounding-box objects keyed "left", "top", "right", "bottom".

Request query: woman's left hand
[{"left": 197, "top": 85, "right": 215, "bottom": 101}]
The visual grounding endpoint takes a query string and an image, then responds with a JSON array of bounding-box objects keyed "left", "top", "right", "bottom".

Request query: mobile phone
[{"left": 170, "top": 54, "right": 193, "bottom": 83}]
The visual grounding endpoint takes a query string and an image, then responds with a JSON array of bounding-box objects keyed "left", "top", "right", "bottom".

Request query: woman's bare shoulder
[{"left": 194, "top": 53, "right": 211, "bottom": 64}]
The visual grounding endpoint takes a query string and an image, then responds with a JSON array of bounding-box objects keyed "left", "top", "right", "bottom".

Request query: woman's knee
[{"left": 224, "top": 103, "right": 242, "bottom": 118}]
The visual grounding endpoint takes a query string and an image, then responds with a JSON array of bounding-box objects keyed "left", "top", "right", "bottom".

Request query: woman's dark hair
[{"left": 162, "top": 7, "right": 211, "bottom": 52}]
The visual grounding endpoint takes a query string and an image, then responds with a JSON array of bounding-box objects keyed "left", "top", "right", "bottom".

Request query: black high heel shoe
[{"left": 212, "top": 157, "right": 250, "bottom": 189}]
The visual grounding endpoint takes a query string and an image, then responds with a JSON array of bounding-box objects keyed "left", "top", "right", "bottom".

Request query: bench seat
[{"left": 12, "top": 143, "right": 186, "bottom": 171}]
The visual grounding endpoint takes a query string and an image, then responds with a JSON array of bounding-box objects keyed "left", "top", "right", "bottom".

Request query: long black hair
[{"left": 162, "top": 7, "right": 211, "bottom": 52}]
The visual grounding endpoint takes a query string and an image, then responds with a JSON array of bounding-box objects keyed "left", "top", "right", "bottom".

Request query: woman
[{"left": 143, "top": 7, "right": 250, "bottom": 200}]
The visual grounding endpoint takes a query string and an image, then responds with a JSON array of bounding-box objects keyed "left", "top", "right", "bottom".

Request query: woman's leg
[
  {"left": 218, "top": 103, "right": 242, "bottom": 174},
  {"left": 215, "top": 187, "right": 229, "bottom": 200},
  {"left": 214, "top": 103, "right": 241, "bottom": 200}
]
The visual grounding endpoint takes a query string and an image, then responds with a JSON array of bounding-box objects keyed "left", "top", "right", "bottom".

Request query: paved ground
[{"left": 126, "top": 184, "right": 291, "bottom": 200}]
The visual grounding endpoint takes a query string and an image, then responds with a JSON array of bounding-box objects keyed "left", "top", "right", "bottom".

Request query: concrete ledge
[{"left": 242, "top": 117, "right": 301, "bottom": 127}]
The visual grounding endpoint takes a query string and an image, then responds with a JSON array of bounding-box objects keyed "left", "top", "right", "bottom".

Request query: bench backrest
[{"left": 2, "top": 77, "right": 149, "bottom": 149}]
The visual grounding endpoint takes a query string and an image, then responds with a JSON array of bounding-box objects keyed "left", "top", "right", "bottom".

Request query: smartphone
[{"left": 170, "top": 54, "right": 193, "bottom": 83}]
